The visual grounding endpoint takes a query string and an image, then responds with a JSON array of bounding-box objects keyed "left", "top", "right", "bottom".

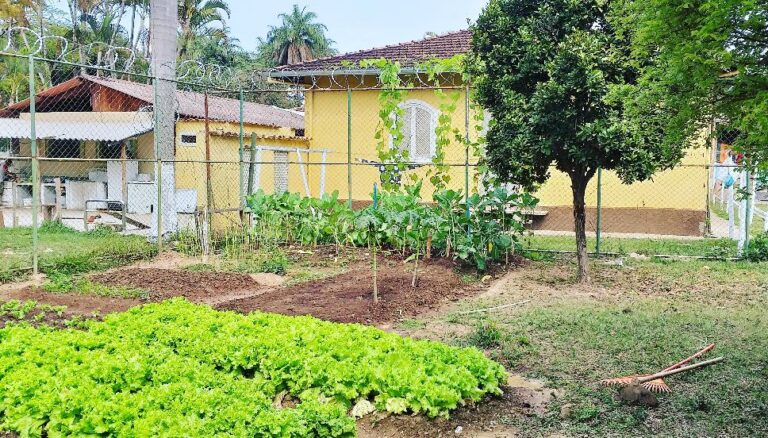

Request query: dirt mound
[
  {"left": 89, "top": 268, "right": 262, "bottom": 302},
  {"left": 218, "top": 257, "right": 475, "bottom": 324}
]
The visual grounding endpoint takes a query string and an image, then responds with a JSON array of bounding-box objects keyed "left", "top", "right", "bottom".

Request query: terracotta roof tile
[{"left": 280, "top": 30, "right": 471, "bottom": 71}]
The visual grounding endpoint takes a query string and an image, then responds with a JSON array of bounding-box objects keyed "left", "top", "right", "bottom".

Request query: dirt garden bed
[
  {"left": 1, "top": 250, "right": 506, "bottom": 326},
  {"left": 90, "top": 268, "right": 262, "bottom": 303},
  {"left": 218, "top": 256, "right": 485, "bottom": 324}
]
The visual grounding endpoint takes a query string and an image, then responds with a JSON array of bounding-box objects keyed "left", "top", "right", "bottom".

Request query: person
[{"left": 0, "top": 158, "right": 17, "bottom": 202}]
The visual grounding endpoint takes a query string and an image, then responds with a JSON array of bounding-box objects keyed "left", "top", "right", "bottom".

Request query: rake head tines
[{"left": 599, "top": 376, "right": 672, "bottom": 393}]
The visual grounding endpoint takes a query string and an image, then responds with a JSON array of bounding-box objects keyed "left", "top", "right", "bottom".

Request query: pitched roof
[
  {"left": 1, "top": 76, "right": 304, "bottom": 130},
  {"left": 279, "top": 30, "right": 471, "bottom": 72}
]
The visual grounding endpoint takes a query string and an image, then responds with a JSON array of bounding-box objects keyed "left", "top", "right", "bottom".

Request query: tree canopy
[
  {"left": 0, "top": 1, "right": 338, "bottom": 107},
  {"left": 469, "top": 0, "right": 685, "bottom": 281},
  {"left": 620, "top": 0, "right": 768, "bottom": 168},
  {"left": 177, "top": 0, "right": 231, "bottom": 59},
  {"left": 257, "top": 4, "right": 337, "bottom": 67}
]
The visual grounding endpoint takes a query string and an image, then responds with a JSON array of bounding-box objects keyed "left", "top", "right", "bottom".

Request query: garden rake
[{"left": 599, "top": 343, "right": 716, "bottom": 393}]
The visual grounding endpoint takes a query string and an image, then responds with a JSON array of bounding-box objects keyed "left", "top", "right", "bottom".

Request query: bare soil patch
[
  {"left": 218, "top": 257, "right": 482, "bottom": 325},
  {"left": 89, "top": 268, "right": 266, "bottom": 303}
]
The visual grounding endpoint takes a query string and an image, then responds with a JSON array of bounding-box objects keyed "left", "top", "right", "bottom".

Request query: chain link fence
[{"left": 1, "top": 54, "right": 764, "bottom": 281}]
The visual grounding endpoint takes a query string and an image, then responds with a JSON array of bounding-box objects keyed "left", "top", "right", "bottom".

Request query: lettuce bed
[{"left": 0, "top": 300, "right": 506, "bottom": 437}]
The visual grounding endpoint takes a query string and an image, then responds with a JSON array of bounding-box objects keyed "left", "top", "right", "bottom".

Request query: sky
[
  {"left": 228, "top": 1, "right": 488, "bottom": 53},
  {"left": 45, "top": 0, "right": 488, "bottom": 54}
]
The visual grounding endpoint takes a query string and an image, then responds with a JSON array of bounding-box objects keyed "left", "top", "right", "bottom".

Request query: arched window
[{"left": 394, "top": 100, "right": 438, "bottom": 163}]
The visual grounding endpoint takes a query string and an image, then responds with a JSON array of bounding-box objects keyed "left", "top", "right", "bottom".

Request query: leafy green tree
[
  {"left": 257, "top": 4, "right": 336, "bottom": 67},
  {"left": 0, "top": 0, "right": 37, "bottom": 27},
  {"left": 0, "top": 56, "right": 29, "bottom": 105},
  {"left": 469, "top": 0, "right": 684, "bottom": 281},
  {"left": 177, "top": 0, "right": 231, "bottom": 59},
  {"left": 620, "top": 0, "right": 768, "bottom": 168}
]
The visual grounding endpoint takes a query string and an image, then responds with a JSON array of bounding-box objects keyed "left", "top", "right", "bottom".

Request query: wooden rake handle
[
  {"left": 638, "top": 357, "right": 724, "bottom": 384},
  {"left": 662, "top": 343, "right": 716, "bottom": 372}
]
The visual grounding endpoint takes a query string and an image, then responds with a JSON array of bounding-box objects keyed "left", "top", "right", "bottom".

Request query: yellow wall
[
  {"left": 535, "top": 147, "right": 710, "bottom": 210},
  {"left": 302, "top": 76, "right": 711, "bottom": 212},
  {"left": 173, "top": 119, "right": 308, "bottom": 228},
  {"left": 304, "top": 83, "right": 480, "bottom": 201}
]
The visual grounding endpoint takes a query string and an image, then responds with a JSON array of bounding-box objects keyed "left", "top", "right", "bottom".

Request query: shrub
[
  {"left": 0, "top": 300, "right": 507, "bottom": 437},
  {"left": 745, "top": 233, "right": 768, "bottom": 262},
  {"left": 467, "top": 320, "right": 504, "bottom": 349}
]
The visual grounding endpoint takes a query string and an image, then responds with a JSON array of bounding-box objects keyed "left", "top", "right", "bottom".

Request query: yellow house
[
  {"left": 0, "top": 75, "right": 306, "bottom": 229},
  {"left": 271, "top": 31, "right": 714, "bottom": 236}
]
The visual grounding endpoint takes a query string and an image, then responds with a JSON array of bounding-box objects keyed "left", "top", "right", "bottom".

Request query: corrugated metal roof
[{"left": 0, "top": 113, "right": 153, "bottom": 141}]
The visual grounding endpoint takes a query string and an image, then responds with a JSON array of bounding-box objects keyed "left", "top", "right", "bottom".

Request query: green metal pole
[
  {"left": 464, "top": 87, "right": 470, "bottom": 198},
  {"left": 596, "top": 167, "right": 603, "bottom": 255},
  {"left": 28, "top": 55, "right": 39, "bottom": 277},
  {"left": 238, "top": 89, "right": 245, "bottom": 210},
  {"left": 247, "top": 133, "right": 256, "bottom": 196},
  {"left": 347, "top": 88, "right": 352, "bottom": 208},
  {"left": 464, "top": 86, "right": 471, "bottom": 233}
]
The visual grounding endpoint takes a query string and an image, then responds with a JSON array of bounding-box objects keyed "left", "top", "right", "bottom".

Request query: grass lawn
[
  {"left": 0, "top": 222, "right": 157, "bottom": 282},
  {"left": 415, "top": 258, "right": 768, "bottom": 437},
  {"left": 521, "top": 233, "right": 738, "bottom": 258}
]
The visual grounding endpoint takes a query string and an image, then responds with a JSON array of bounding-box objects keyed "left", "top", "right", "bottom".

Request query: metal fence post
[
  {"left": 248, "top": 133, "right": 256, "bottom": 196},
  {"left": 347, "top": 88, "right": 353, "bottom": 208},
  {"left": 28, "top": 55, "right": 40, "bottom": 277},
  {"left": 596, "top": 167, "right": 603, "bottom": 255},
  {"left": 203, "top": 89, "right": 212, "bottom": 262},
  {"left": 239, "top": 88, "right": 245, "bottom": 212},
  {"left": 464, "top": 87, "right": 470, "bottom": 196},
  {"left": 156, "top": 159, "right": 163, "bottom": 253},
  {"left": 464, "top": 86, "right": 471, "bottom": 235}
]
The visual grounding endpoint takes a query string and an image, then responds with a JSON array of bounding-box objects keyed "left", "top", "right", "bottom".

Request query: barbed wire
[
  {"left": 1, "top": 26, "right": 465, "bottom": 92},
  {"left": 2, "top": 26, "right": 145, "bottom": 72}
]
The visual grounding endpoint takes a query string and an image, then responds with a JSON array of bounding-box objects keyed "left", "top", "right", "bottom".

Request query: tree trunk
[
  {"left": 570, "top": 173, "right": 590, "bottom": 283},
  {"left": 129, "top": 4, "right": 136, "bottom": 49},
  {"left": 110, "top": 0, "right": 128, "bottom": 47}
]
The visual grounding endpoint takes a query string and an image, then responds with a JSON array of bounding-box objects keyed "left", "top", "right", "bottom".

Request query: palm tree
[
  {"left": 82, "top": 11, "right": 129, "bottom": 69},
  {"left": 259, "top": 4, "right": 336, "bottom": 66},
  {"left": 177, "top": 0, "right": 231, "bottom": 59}
]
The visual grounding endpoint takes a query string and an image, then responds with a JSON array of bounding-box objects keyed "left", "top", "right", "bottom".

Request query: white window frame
[
  {"left": 391, "top": 100, "right": 439, "bottom": 163},
  {"left": 179, "top": 132, "right": 198, "bottom": 146}
]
